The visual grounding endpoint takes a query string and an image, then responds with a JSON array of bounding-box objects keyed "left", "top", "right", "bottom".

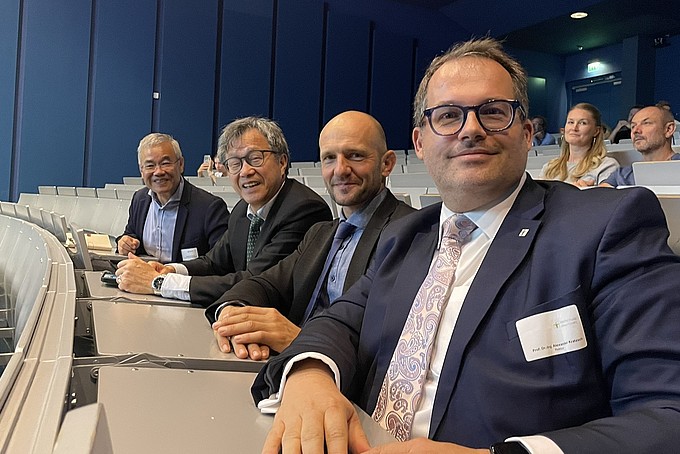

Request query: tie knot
[
  {"left": 442, "top": 214, "right": 477, "bottom": 243},
  {"left": 335, "top": 221, "right": 356, "bottom": 240}
]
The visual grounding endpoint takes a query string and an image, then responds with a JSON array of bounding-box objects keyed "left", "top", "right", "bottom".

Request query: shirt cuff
[
  {"left": 160, "top": 273, "right": 191, "bottom": 301},
  {"left": 506, "top": 435, "right": 564, "bottom": 454},
  {"left": 168, "top": 263, "right": 189, "bottom": 275},
  {"left": 257, "top": 352, "right": 341, "bottom": 414},
  {"left": 213, "top": 300, "right": 246, "bottom": 321}
]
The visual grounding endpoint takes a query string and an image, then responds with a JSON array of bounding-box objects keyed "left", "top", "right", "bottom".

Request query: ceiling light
[{"left": 571, "top": 12, "right": 588, "bottom": 19}]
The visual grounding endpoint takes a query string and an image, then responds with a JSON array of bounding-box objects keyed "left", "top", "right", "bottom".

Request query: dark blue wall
[
  {"left": 0, "top": 1, "right": 20, "bottom": 202},
  {"left": 88, "top": 0, "right": 156, "bottom": 188},
  {"left": 0, "top": 0, "right": 674, "bottom": 200},
  {"left": 655, "top": 33, "right": 680, "bottom": 120}
]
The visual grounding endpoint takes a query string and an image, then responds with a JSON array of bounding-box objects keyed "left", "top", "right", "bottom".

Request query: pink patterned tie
[{"left": 372, "top": 214, "right": 477, "bottom": 441}]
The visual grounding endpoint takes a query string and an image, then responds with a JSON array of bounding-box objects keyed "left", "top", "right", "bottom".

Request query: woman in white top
[{"left": 540, "top": 103, "right": 619, "bottom": 187}]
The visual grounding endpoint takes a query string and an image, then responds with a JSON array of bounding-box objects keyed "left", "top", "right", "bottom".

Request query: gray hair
[
  {"left": 216, "top": 117, "right": 290, "bottom": 173},
  {"left": 413, "top": 37, "right": 529, "bottom": 128},
  {"left": 137, "top": 133, "right": 182, "bottom": 165}
]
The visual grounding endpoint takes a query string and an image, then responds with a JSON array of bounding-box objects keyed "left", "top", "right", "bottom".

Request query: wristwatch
[
  {"left": 489, "top": 441, "right": 530, "bottom": 454},
  {"left": 151, "top": 274, "right": 166, "bottom": 295}
]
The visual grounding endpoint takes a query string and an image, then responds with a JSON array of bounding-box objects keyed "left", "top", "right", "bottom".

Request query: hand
[
  {"left": 197, "top": 161, "right": 212, "bottom": 176},
  {"left": 364, "top": 439, "right": 488, "bottom": 453},
  {"left": 147, "top": 260, "right": 176, "bottom": 274},
  {"left": 212, "top": 306, "right": 301, "bottom": 356},
  {"left": 115, "top": 252, "right": 161, "bottom": 294},
  {"left": 261, "top": 360, "right": 371, "bottom": 454},
  {"left": 117, "top": 235, "right": 140, "bottom": 256},
  {"left": 574, "top": 178, "right": 595, "bottom": 188},
  {"left": 615, "top": 119, "right": 629, "bottom": 129}
]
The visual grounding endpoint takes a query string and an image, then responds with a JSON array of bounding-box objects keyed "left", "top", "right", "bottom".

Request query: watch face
[{"left": 152, "top": 275, "right": 164, "bottom": 290}]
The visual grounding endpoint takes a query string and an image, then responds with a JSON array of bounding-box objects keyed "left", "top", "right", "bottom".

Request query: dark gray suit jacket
[
  {"left": 184, "top": 178, "right": 332, "bottom": 307},
  {"left": 205, "top": 190, "right": 415, "bottom": 324}
]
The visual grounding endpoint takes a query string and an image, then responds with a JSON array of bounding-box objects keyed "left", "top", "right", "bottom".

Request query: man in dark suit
[
  {"left": 116, "top": 133, "right": 229, "bottom": 263},
  {"left": 115, "top": 117, "right": 332, "bottom": 307},
  {"left": 253, "top": 38, "right": 680, "bottom": 453},
  {"left": 206, "top": 111, "right": 414, "bottom": 360}
]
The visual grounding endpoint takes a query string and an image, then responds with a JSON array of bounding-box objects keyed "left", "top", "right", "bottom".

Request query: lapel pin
[{"left": 518, "top": 228, "right": 529, "bottom": 237}]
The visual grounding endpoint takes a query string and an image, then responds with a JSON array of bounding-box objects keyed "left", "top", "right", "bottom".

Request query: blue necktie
[{"left": 302, "top": 221, "right": 357, "bottom": 323}]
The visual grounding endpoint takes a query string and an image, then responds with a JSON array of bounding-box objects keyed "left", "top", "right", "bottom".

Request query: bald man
[
  {"left": 206, "top": 111, "right": 415, "bottom": 360},
  {"left": 601, "top": 105, "right": 679, "bottom": 187}
]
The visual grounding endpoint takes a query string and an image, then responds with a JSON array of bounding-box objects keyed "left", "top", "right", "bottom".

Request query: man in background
[
  {"left": 530, "top": 115, "right": 555, "bottom": 146},
  {"left": 609, "top": 104, "right": 643, "bottom": 144},
  {"left": 116, "top": 133, "right": 229, "bottom": 263},
  {"left": 116, "top": 117, "right": 332, "bottom": 307},
  {"left": 206, "top": 111, "right": 415, "bottom": 360},
  {"left": 600, "top": 105, "right": 679, "bottom": 187}
]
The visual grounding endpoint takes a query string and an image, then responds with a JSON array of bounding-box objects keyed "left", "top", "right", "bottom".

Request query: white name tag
[
  {"left": 515, "top": 304, "right": 587, "bottom": 362},
  {"left": 181, "top": 247, "right": 199, "bottom": 261}
]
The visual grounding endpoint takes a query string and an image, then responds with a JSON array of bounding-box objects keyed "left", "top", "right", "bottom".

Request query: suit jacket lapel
[
  {"left": 230, "top": 201, "right": 252, "bottom": 271},
  {"left": 251, "top": 178, "right": 292, "bottom": 257},
  {"left": 343, "top": 192, "right": 398, "bottom": 291},
  {"left": 172, "top": 181, "right": 191, "bottom": 262},
  {"left": 429, "top": 179, "right": 546, "bottom": 437}
]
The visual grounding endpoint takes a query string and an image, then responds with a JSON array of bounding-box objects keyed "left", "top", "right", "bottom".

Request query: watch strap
[{"left": 489, "top": 441, "right": 530, "bottom": 454}]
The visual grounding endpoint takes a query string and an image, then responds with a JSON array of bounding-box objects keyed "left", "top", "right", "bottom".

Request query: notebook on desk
[{"left": 85, "top": 233, "right": 114, "bottom": 251}]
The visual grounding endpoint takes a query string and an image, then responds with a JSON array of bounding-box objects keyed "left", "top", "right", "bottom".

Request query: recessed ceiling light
[{"left": 571, "top": 12, "right": 588, "bottom": 19}]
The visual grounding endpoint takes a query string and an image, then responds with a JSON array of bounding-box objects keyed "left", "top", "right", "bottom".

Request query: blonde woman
[{"left": 539, "top": 103, "right": 619, "bottom": 187}]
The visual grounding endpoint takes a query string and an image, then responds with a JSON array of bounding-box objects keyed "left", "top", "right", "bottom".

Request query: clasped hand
[{"left": 212, "top": 305, "right": 301, "bottom": 360}]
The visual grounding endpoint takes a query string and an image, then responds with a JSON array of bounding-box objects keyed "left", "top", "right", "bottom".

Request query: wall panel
[
  {"left": 157, "top": 0, "right": 218, "bottom": 169},
  {"left": 322, "top": 11, "right": 371, "bottom": 124},
  {"left": 16, "top": 0, "right": 92, "bottom": 195},
  {"left": 88, "top": 0, "right": 156, "bottom": 187},
  {"left": 370, "top": 29, "right": 414, "bottom": 150},
  {"left": 0, "top": 1, "right": 20, "bottom": 200},
  {"left": 273, "top": 0, "right": 324, "bottom": 162},
  {"left": 219, "top": 0, "right": 273, "bottom": 132}
]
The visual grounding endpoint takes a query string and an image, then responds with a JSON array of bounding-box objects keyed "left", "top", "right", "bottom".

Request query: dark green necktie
[{"left": 246, "top": 215, "right": 264, "bottom": 264}]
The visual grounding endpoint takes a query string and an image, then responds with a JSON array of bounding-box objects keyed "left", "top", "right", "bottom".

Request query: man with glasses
[
  {"left": 253, "top": 38, "right": 680, "bottom": 453},
  {"left": 205, "top": 111, "right": 415, "bottom": 361},
  {"left": 116, "top": 118, "right": 332, "bottom": 307},
  {"left": 116, "top": 133, "right": 229, "bottom": 263}
]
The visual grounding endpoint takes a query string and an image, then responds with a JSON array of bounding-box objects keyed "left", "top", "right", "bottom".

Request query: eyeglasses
[
  {"left": 423, "top": 99, "right": 525, "bottom": 136},
  {"left": 141, "top": 159, "right": 180, "bottom": 172},
  {"left": 225, "top": 150, "right": 280, "bottom": 175}
]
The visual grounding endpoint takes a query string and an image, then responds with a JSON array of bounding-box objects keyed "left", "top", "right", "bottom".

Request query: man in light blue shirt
[{"left": 600, "top": 105, "right": 678, "bottom": 187}]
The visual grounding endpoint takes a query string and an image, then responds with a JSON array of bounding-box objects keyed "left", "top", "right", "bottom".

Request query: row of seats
[{"left": 0, "top": 214, "right": 76, "bottom": 452}]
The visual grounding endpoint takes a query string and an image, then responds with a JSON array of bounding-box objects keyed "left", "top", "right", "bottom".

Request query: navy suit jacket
[
  {"left": 118, "top": 179, "right": 229, "bottom": 263},
  {"left": 184, "top": 178, "right": 332, "bottom": 307},
  {"left": 254, "top": 177, "right": 680, "bottom": 452},
  {"left": 205, "top": 190, "right": 415, "bottom": 325}
]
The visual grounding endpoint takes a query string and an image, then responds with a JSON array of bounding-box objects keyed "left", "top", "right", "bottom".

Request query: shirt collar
[
  {"left": 340, "top": 188, "right": 388, "bottom": 229},
  {"left": 438, "top": 173, "right": 526, "bottom": 247},
  {"left": 247, "top": 179, "right": 286, "bottom": 221},
  {"left": 149, "top": 178, "right": 184, "bottom": 209}
]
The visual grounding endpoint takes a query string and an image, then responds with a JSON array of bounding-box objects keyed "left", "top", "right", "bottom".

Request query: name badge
[
  {"left": 515, "top": 304, "right": 587, "bottom": 362},
  {"left": 181, "top": 247, "right": 199, "bottom": 261}
]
